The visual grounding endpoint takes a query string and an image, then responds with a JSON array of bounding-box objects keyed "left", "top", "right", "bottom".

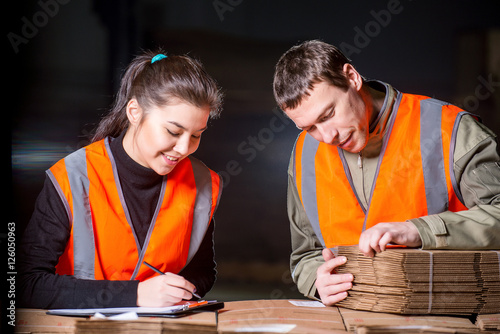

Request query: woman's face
[{"left": 123, "top": 99, "right": 210, "bottom": 175}]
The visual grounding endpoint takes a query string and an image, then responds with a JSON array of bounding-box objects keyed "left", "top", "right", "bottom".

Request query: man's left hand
[{"left": 358, "top": 221, "right": 422, "bottom": 257}]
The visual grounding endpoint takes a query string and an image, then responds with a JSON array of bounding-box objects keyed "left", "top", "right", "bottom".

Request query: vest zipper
[{"left": 357, "top": 151, "right": 367, "bottom": 212}]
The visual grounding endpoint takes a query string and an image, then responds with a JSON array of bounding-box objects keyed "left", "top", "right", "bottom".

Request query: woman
[{"left": 18, "top": 50, "right": 223, "bottom": 309}]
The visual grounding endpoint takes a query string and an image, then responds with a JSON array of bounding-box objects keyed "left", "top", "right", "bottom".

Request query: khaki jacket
[{"left": 288, "top": 82, "right": 500, "bottom": 299}]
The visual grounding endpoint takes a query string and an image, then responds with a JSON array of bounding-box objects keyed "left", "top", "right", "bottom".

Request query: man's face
[{"left": 284, "top": 68, "right": 370, "bottom": 153}]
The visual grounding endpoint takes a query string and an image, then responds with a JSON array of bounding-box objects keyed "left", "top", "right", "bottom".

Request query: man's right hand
[{"left": 315, "top": 248, "right": 353, "bottom": 306}]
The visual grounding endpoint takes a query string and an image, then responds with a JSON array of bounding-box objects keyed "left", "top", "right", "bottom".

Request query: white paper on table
[
  {"left": 233, "top": 324, "right": 297, "bottom": 332},
  {"left": 288, "top": 300, "right": 325, "bottom": 308}
]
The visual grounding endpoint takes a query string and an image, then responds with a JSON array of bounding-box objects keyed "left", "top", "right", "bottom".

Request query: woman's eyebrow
[{"left": 168, "top": 121, "right": 207, "bottom": 132}]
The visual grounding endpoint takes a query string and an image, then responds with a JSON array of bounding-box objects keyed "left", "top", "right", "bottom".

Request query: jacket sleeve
[
  {"left": 18, "top": 175, "right": 139, "bottom": 309},
  {"left": 287, "top": 158, "right": 324, "bottom": 300},
  {"left": 411, "top": 115, "right": 500, "bottom": 249}
]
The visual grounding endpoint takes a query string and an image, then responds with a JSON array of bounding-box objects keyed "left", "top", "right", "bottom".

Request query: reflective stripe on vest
[
  {"left": 293, "top": 93, "right": 469, "bottom": 248},
  {"left": 48, "top": 137, "right": 221, "bottom": 280},
  {"left": 420, "top": 98, "right": 449, "bottom": 214}
]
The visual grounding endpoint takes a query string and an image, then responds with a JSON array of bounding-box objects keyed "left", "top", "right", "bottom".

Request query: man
[{"left": 273, "top": 40, "right": 500, "bottom": 306}]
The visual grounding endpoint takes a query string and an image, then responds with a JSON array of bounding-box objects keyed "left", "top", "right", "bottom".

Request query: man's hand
[
  {"left": 358, "top": 221, "right": 422, "bottom": 257},
  {"left": 137, "top": 272, "right": 197, "bottom": 307},
  {"left": 315, "top": 248, "right": 353, "bottom": 306}
]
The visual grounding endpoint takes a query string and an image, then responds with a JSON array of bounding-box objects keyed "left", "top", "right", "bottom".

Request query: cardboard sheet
[
  {"left": 15, "top": 308, "right": 77, "bottom": 333},
  {"left": 217, "top": 299, "right": 346, "bottom": 333}
]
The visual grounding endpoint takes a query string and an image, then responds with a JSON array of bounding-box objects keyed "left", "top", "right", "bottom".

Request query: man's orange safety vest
[
  {"left": 48, "top": 138, "right": 222, "bottom": 281},
  {"left": 292, "top": 92, "right": 470, "bottom": 248}
]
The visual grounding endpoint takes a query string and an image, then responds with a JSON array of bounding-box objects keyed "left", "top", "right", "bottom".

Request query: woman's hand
[{"left": 137, "top": 272, "right": 197, "bottom": 307}]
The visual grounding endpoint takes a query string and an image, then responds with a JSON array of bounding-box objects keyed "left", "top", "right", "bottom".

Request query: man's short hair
[{"left": 273, "top": 40, "right": 352, "bottom": 110}]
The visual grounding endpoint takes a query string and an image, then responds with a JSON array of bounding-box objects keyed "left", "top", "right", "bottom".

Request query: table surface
[{"left": 12, "top": 299, "right": 500, "bottom": 333}]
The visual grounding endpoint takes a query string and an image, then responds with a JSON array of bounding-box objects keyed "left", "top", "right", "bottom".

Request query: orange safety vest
[
  {"left": 48, "top": 137, "right": 222, "bottom": 281},
  {"left": 292, "top": 92, "right": 470, "bottom": 248}
]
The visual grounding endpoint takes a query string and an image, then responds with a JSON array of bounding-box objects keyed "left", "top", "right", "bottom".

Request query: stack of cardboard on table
[
  {"left": 14, "top": 301, "right": 500, "bottom": 333},
  {"left": 217, "top": 299, "right": 346, "bottom": 333},
  {"left": 14, "top": 308, "right": 218, "bottom": 334},
  {"left": 335, "top": 246, "right": 500, "bottom": 316},
  {"left": 214, "top": 300, "right": 495, "bottom": 333},
  {"left": 15, "top": 309, "right": 77, "bottom": 334},
  {"left": 475, "top": 314, "right": 500, "bottom": 331},
  {"left": 73, "top": 315, "right": 217, "bottom": 334},
  {"left": 339, "top": 307, "right": 481, "bottom": 333},
  {"left": 15, "top": 301, "right": 346, "bottom": 334}
]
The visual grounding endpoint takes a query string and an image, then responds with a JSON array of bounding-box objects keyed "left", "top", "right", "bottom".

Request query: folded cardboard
[
  {"left": 474, "top": 313, "right": 500, "bottom": 331},
  {"left": 335, "top": 246, "right": 500, "bottom": 315},
  {"left": 338, "top": 307, "right": 477, "bottom": 332},
  {"left": 73, "top": 309, "right": 218, "bottom": 334},
  {"left": 15, "top": 309, "right": 77, "bottom": 333},
  {"left": 14, "top": 307, "right": 217, "bottom": 334},
  {"left": 354, "top": 325, "right": 480, "bottom": 333},
  {"left": 217, "top": 299, "right": 346, "bottom": 333}
]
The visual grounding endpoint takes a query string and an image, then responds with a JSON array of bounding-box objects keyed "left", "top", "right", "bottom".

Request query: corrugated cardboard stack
[
  {"left": 475, "top": 313, "right": 500, "bottom": 331},
  {"left": 339, "top": 307, "right": 479, "bottom": 333},
  {"left": 73, "top": 311, "right": 218, "bottom": 334},
  {"left": 335, "top": 246, "right": 500, "bottom": 315},
  {"left": 74, "top": 318, "right": 164, "bottom": 334},
  {"left": 354, "top": 325, "right": 480, "bottom": 333},
  {"left": 217, "top": 299, "right": 347, "bottom": 333}
]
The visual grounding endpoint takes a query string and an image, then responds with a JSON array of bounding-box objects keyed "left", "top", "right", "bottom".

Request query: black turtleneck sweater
[{"left": 18, "top": 133, "right": 217, "bottom": 309}]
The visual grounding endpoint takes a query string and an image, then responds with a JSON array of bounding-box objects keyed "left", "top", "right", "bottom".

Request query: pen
[
  {"left": 182, "top": 300, "right": 208, "bottom": 311},
  {"left": 142, "top": 261, "right": 201, "bottom": 299}
]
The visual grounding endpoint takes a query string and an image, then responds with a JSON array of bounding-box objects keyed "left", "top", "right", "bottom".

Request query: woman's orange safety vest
[
  {"left": 48, "top": 138, "right": 222, "bottom": 281},
  {"left": 292, "top": 92, "right": 470, "bottom": 248}
]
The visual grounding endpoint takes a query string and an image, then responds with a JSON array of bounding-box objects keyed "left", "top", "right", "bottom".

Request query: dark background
[{"left": 6, "top": 0, "right": 500, "bottom": 310}]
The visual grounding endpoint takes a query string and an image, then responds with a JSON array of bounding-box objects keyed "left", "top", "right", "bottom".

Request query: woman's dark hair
[
  {"left": 92, "top": 49, "right": 223, "bottom": 142},
  {"left": 273, "top": 40, "right": 352, "bottom": 110}
]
